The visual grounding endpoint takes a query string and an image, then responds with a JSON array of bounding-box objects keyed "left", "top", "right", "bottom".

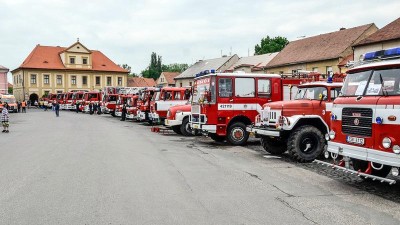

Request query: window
[
  {"left": 57, "top": 75, "right": 62, "bottom": 85},
  {"left": 43, "top": 75, "right": 49, "bottom": 84},
  {"left": 174, "top": 92, "right": 181, "bottom": 100},
  {"left": 70, "top": 57, "right": 75, "bottom": 64},
  {"left": 82, "top": 57, "right": 88, "bottom": 65},
  {"left": 218, "top": 78, "right": 232, "bottom": 98},
  {"left": 189, "top": 82, "right": 192, "bottom": 86},
  {"left": 312, "top": 67, "right": 318, "bottom": 72},
  {"left": 71, "top": 76, "right": 77, "bottom": 85},
  {"left": 82, "top": 76, "right": 87, "bottom": 85},
  {"left": 180, "top": 83, "right": 182, "bottom": 87},
  {"left": 96, "top": 76, "right": 101, "bottom": 85},
  {"left": 107, "top": 77, "right": 112, "bottom": 86},
  {"left": 161, "top": 78, "right": 164, "bottom": 82},
  {"left": 279, "top": 71, "right": 284, "bottom": 75},
  {"left": 235, "top": 78, "right": 255, "bottom": 97},
  {"left": 258, "top": 79, "right": 271, "bottom": 97},
  {"left": 330, "top": 88, "right": 341, "bottom": 100},
  {"left": 118, "top": 77, "right": 122, "bottom": 86},
  {"left": 30, "top": 74, "right": 37, "bottom": 84}
]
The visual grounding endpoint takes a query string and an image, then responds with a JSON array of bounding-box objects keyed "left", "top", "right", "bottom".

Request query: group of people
[
  {"left": 88, "top": 102, "right": 102, "bottom": 115},
  {"left": 15, "top": 101, "right": 28, "bottom": 113}
]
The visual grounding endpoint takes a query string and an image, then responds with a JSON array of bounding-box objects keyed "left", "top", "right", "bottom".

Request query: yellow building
[{"left": 12, "top": 41, "right": 128, "bottom": 102}]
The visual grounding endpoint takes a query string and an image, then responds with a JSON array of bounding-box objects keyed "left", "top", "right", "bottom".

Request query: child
[{"left": 1, "top": 103, "right": 10, "bottom": 133}]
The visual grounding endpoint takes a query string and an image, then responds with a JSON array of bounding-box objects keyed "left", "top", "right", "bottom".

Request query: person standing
[
  {"left": 75, "top": 102, "right": 79, "bottom": 113},
  {"left": 120, "top": 103, "right": 127, "bottom": 121},
  {"left": 21, "top": 101, "right": 27, "bottom": 113},
  {"left": 55, "top": 102, "right": 60, "bottom": 117},
  {"left": 1, "top": 104, "right": 10, "bottom": 133},
  {"left": 17, "top": 101, "right": 21, "bottom": 113},
  {"left": 89, "top": 102, "right": 93, "bottom": 115}
]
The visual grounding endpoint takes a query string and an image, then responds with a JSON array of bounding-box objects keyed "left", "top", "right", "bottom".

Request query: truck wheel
[
  {"left": 172, "top": 126, "right": 182, "bottom": 134},
  {"left": 287, "top": 125, "right": 325, "bottom": 163},
  {"left": 227, "top": 122, "right": 249, "bottom": 146},
  {"left": 260, "top": 137, "right": 287, "bottom": 155},
  {"left": 180, "top": 117, "right": 193, "bottom": 136},
  {"left": 352, "top": 159, "right": 391, "bottom": 178},
  {"left": 209, "top": 133, "right": 225, "bottom": 142}
]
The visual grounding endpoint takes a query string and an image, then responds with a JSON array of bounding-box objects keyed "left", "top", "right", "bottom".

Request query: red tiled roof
[
  {"left": 354, "top": 17, "right": 400, "bottom": 46},
  {"left": 267, "top": 24, "right": 375, "bottom": 68},
  {"left": 8, "top": 83, "right": 13, "bottom": 88},
  {"left": 127, "top": 77, "right": 156, "bottom": 87},
  {"left": 16, "top": 44, "right": 127, "bottom": 73},
  {"left": 162, "top": 72, "right": 180, "bottom": 84},
  {"left": 338, "top": 54, "right": 354, "bottom": 67}
]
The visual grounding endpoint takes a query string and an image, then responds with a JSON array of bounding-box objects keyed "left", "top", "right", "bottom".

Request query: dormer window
[
  {"left": 69, "top": 57, "right": 75, "bottom": 64},
  {"left": 82, "top": 57, "right": 88, "bottom": 65}
]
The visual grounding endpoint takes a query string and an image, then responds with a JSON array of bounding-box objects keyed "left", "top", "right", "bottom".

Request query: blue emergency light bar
[
  {"left": 363, "top": 47, "right": 400, "bottom": 61},
  {"left": 195, "top": 69, "right": 216, "bottom": 77}
]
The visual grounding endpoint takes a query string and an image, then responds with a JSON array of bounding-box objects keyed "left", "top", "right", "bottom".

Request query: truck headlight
[
  {"left": 393, "top": 145, "right": 400, "bottom": 154},
  {"left": 382, "top": 137, "right": 391, "bottom": 149},
  {"left": 329, "top": 130, "right": 336, "bottom": 140}
]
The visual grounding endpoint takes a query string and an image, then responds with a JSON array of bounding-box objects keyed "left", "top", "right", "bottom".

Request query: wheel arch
[
  {"left": 292, "top": 117, "right": 329, "bottom": 134},
  {"left": 228, "top": 115, "right": 252, "bottom": 128}
]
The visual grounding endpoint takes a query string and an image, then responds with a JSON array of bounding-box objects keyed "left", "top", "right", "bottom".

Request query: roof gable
[
  {"left": 175, "top": 55, "right": 238, "bottom": 79},
  {"left": 161, "top": 72, "right": 180, "bottom": 84},
  {"left": 267, "top": 24, "right": 375, "bottom": 68},
  {"left": 62, "top": 41, "right": 91, "bottom": 54},
  {"left": 127, "top": 77, "right": 156, "bottom": 87},
  {"left": 354, "top": 17, "right": 400, "bottom": 46}
]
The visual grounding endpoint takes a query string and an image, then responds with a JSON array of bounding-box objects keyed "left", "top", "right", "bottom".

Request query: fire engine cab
[
  {"left": 149, "top": 87, "right": 191, "bottom": 124},
  {"left": 247, "top": 81, "right": 343, "bottom": 162},
  {"left": 136, "top": 88, "right": 157, "bottom": 122},
  {"left": 190, "top": 70, "right": 283, "bottom": 145},
  {"left": 321, "top": 47, "right": 400, "bottom": 184}
]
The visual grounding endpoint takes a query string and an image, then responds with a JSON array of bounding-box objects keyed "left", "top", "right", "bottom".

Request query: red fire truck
[
  {"left": 56, "top": 93, "right": 65, "bottom": 105},
  {"left": 82, "top": 91, "right": 102, "bottom": 113},
  {"left": 47, "top": 93, "right": 57, "bottom": 108},
  {"left": 126, "top": 95, "right": 139, "bottom": 119},
  {"left": 71, "top": 91, "right": 86, "bottom": 110},
  {"left": 190, "top": 70, "right": 284, "bottom": 145},
  {"left": 149, "top": 87, "right": 191, "bottom": 124},
  {"left": 136, "top": 88, "right": 157, "bottom": 122},
  {"left": 115, "top": 94, "right": 134, "bottom": 117},
  {"left": 247, "top": 81, "right": 343, "bottom": 162},
  {"left": 319, "top": 47, "right": 400, "bottom": 184},
  {"left": 61, "top": 92, "right": 74, "bottom": 110}
]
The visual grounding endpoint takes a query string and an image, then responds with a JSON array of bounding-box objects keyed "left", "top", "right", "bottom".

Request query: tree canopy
[
  {"left": 118, "top": 64, "right": 137, "bottom": 77},
  {"left": 141, "top": 52, "right": 190, "bottom": 79},
  {"left": 254, "top": 36, "right": 289, "bottom": 55}
]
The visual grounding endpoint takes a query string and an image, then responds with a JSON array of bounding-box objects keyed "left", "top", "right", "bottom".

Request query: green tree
[
  {"left": 162, "top": 63, "right": 189, "bottom": 73},
  {"left": 142, "top": 52, "right": 163, "bottom": 79},
  {"left": 8, "top": 86, "right": 13, "bottom": 94},
  {"left": 254, "top": 36, "right": 289, "bottom": 55}
]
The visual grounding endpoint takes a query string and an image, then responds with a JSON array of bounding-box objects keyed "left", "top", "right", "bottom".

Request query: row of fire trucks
[{"left": 59, "top": 46, "right": 400, "bottom": 185}]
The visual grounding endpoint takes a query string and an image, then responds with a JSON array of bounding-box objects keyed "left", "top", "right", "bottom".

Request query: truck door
[{"left": 217, "top": 77, "right": 234, "bottom": 123}]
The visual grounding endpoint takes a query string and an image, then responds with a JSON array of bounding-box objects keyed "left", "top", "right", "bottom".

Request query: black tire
[
  {"left": 209, "top": 133, "right": 225, "bottom": 142},
  {"left": 260, "top": 137, "right": 287, "bottom": 155},
  {"left": 180, "top": 117, "right": 193, "bottom": 136},
  {"left": 352, "top": 159, "right": 391, "bottom": 178},
  {"left": 287, "top": 125, "right": 325, "bottom": 163},
  {"left": 111, "top": 111, "right": 116, "bottom": 117},
  {"left": 226, "top": 122, "right": 249, "bottom": 146},
  {"left": 172, "top": 126, "right": 182, "bottom": 134}
]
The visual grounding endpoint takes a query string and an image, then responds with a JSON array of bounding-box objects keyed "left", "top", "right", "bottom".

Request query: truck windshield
[
  {"left": 193, "top": 76, "right": 215, "bottom": 103},
  {"left": 152, "top": 92, "right": 160, "bottom": 101},
  {"left": 295, "top": 87, "right": 327, "bottom": 100},
  {"left": 342, "top": 69, "right": 400, "bottom": 96}
]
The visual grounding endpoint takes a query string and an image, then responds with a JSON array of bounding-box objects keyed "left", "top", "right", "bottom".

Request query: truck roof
[
  {"left": 299, "top": 81, "right": 343, "bottom": 88},
  {"left": 196, "top": 72, "right": 281, "bottom": 79},
  {"left": 348, "top": 58, "right": 400, "bottom": 73}
]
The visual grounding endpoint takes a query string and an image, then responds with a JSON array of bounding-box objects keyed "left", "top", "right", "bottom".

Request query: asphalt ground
[{"left": 1, "top": 108, "right": 400, "bottom": 225}]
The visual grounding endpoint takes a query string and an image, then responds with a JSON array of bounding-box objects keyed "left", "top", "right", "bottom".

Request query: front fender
[{"left": 284, "top": 115, "right": 329, "bottom": 133}]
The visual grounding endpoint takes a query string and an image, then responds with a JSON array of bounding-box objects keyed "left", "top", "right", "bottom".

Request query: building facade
[
  {"left": 0, "top": 65, "right": 9, "bottom": 95},
  {"left": 12, "top": 41, "right": 128, "bottom": 102},
  {"left": 156, "top": 72, "right": 180, "bottom": 87}
]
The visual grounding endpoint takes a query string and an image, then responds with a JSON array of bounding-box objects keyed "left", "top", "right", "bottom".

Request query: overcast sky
[{"left": 1, "top": 0, "right": 399, "bottom": 80}]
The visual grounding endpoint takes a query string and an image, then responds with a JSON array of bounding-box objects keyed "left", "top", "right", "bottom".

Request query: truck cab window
[
  {"left": 258, "top": 79, "right": 271, "bottom": 98},
  {"left": 235, "top": 78, "right": 255, "bottom": 97},
  {"left": 218, "top": 78, "right": 232, "bottom": 98}
]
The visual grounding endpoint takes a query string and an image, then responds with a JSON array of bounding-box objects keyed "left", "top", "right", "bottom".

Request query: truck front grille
[{"left": 342, "top": 108, "right": 372, "bottom": 137}]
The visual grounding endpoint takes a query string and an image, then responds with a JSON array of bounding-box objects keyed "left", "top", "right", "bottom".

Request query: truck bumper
[
  {"left": 126, "top": 114, "right": 134, "bottom": 119},
  {"left": 115, "top": 111, "right": 122, "bottom": 117},
  {"left": 246, "top": 126, "right": 281, "bottom": 137},
  {"left": 191, "top": 123, "right": 217, "bottom": 133},
  {"left": 165, "top": 119, "right": 182, "bottom": 127},
  {"left": 328, "top": 141, "right": 400, "bottom": 167}
]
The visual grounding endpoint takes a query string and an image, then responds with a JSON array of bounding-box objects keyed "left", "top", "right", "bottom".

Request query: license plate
[
  {"left": 193, "top": 124, "right": 199, "bottom": 129},
  {"left": 346, "top": 136, "right": 365, "bottom": 145}
]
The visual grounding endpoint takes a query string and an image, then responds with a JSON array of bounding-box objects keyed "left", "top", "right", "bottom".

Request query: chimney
[{"left": 339, "top": 27, "right": 346, "bottom": 31}]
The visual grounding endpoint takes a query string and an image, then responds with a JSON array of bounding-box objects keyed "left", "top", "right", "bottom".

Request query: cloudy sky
[{"left": 0, "top": 0, "right": 399, "bottom": 80}]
